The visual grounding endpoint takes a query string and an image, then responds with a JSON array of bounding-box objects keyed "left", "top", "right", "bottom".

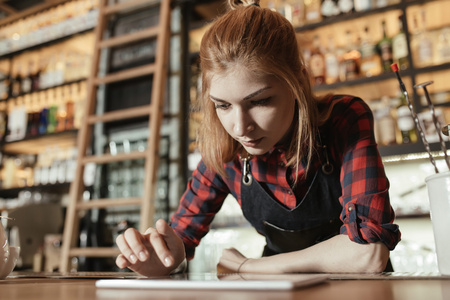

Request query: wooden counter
[{"left": 1, "top": 273, "right": 449, "bottom": 300}]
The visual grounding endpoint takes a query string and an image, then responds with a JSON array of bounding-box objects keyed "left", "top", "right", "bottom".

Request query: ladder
[{"left": 59, "top": 0, "right": 171, "bottom": 272}]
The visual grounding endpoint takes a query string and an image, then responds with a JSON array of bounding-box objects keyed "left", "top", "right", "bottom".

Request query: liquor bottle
[
  {"left": 277, "top": 0, "right": 293, "bottom": 24},
  {"left": 392, "top": 15, "right": 409, "bottom": 71},
  {"left": 10, "top": 62, "right": 22, "bottom": 98},
  {"left": 21, "top": 60, "right": 33, "bottom": 94},
  {"left": 321, "top": 0, "right": 339, "bottom": 18},
  {"left": 29, "top": 92, "right": 40, "bottom": 136},
  {"left": 377, "top": 20, "right": 393, "bottom": 72},
  {"left": 413, "top": 10, "right": 434, "bottom": 67},
  {"left": 304, "top": 0, "right": 322, "bottom": 23},
  {"left": 324, "top": 36, "right": 340, "bottom": 84},
  {"left": 436, "top": 27, "right": 450, "bottom": 64},
  {"left": 354, "top": 0, "right": 372, "bottom": 12},
  {"left": 0, "top": 59, "right": 10, "bottom": 101},
  {"left": 47, "top": 89, "right": 58, "bottom": 134},
  {"left": 30, "top": 56, "right": 40, "bottom": 92},
  {"left": 396, "top": 93, "right": 417, "bottom": 144},
  {"left": 309, "top": 35, "right": 326, "bottom": 85},
  {"left": 291, "top": 0, "right": 305, "bottom": 27},
  {"left": 342, "top": 30, "right": 361, "bottom": 81},
  {"left": 376, "top": 96, "right": 397, "bottom": 146},
  {"left": 359, "top": 26, "right": 382, "bottom": 77},
  {"left": 337, "top": 0, "right": 353, "bottom": 14}
]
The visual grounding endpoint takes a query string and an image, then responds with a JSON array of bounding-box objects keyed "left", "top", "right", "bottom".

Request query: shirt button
[
  {"left": 287, "top": 190, "right": 292, "bottom": 195},
  {"left": 348, "top": 206, "right": 353, "bottom": 212},
  {"left": 279, "top": 162, "right": 285, "bottom": 167}
]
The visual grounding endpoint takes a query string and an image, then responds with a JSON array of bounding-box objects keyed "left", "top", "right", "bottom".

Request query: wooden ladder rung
[
  {"left": 87, "top": 105, "right": 152, "bottom": 124},
  {"left": 69, "top": 247, "right": 120, "bottom": 257},
  {"left": 98, "top": 26, "right": 159, "bottom": 49},
  {"left": 76, "top": 198, "right": 143, "bottom": 210},
  {"left": 94, "top": 64, "right": 156, "bottom": 85},
  {"left": 104, "top": 0, "right": 159, "bottom": 15},
  {"left": 82, "top": 151, "right": 148, "bottom": 165}
]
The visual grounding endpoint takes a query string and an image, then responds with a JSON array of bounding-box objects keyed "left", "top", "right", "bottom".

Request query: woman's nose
[{"left": 233, "top": 110, "right": 254, "bottom": 137}]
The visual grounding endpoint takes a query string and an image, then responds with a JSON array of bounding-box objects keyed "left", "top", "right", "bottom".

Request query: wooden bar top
[{"left": 1, "top": 272, "right": 449, "bottom": 300}]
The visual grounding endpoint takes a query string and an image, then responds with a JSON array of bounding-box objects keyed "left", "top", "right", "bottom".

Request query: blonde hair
[{"left": 196, "top": 0, "right": 326, "bottom": 179}]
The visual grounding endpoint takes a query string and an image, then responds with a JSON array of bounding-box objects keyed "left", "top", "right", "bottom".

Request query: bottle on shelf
[
  {"left": 354, "top": 0, "right": 372, "bottom": 12},
  {"left": 47, "top": 89, "right": 58, "bottom": 134},
  {"left": 376, "top": 96, "right": 397, "bottom": 146},
  {"left": 10, "top": 62, "right": 22, "bottom": 98},
  {"left": 359, "top": 26, "right": 382, "bottom": 77},
  {"left": 341, "top": 30, "right": 361, "bottom": 81},
  {"left": 321, "top": 0, "right": 339, "bottom": 18},
  {"left": 377, "top": 19, "right": 393, "bottom": 73},
  {"left": 29, "top": 92, "right": 40, "bottom": 136},
  {"left": 21, "top": 59, "right": 33, "bottom": 95},
  {"left": 309, "top": 34, "right": 326, "bottom": 85},
  {"left": 30, "top": 55, "right": 40, "bottom": 92},
  {"left": 0, "top": 59, "right": 10, "bottom": 101},
  {"left": 392, "top": 15, "right": 409, "bottom": 71},
  {"left": 290, "top": 0, "right": 305, "bottom": 27},
  {"left": 395, "top": 93, "right": 417, "bottom": 144},
  {"left": 304, "top": 0, "right": 322, "bottom": 24},
  {"left": 412, "top": 10, "right": 434, "bottom": 68},
  {"left": 324, "top": 36, "right": 340, "bottom": 84},
  {"left": 277, "top": 0, "right": 293, "bottom": 23},
  {"left": 337, "top": 0, "right": 354, "bottom": 14},
  {"left": 436, "top": 26, "right": 450, "bottom": 64}
]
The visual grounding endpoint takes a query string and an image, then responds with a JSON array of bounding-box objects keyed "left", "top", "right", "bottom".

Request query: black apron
[{"left": 239, "top": 146, "right": 393, "bottom": 271}]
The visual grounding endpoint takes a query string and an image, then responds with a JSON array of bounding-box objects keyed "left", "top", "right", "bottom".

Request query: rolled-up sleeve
[{"left": 333, "top": 96, "right": 401, "bottom": 250}]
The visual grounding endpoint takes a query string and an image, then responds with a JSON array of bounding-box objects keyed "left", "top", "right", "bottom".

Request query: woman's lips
[{"left": 240, "top": 138, "right": 262, "bottom": 147}]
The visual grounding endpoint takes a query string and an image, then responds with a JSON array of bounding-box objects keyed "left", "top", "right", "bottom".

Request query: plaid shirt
[{"left": 171, "top": 95, "right": 401, "bottom": 259}]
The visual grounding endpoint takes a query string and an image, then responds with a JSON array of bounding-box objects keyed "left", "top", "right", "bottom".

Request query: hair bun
[{"left": 229, "top": 0, "right": 261, "bottom": 10}]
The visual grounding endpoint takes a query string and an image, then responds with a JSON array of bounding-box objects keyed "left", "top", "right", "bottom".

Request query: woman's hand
[
  {"left": 217, "top": 248, "right": 250, "bottom": 273},
  {"left": 115, "top": 219, "right": 185, "bottom": 277}
]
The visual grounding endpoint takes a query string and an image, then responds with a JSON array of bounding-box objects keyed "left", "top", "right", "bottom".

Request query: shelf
[
  {"left": 312, "top": 63, "right": 450, "bottom": 97},
  {"left": 1, "top": 130, "right": 78, "bottom": 154},
  {"left": 0, "top": 182, "right": 71, "bottom": 199},
  {"left": 379, "top": 140, "right": 450, "bottom": 157},
  {"left": 0, "top": 10, "right": 98, "bottom": 58},
  {"left": 294, "top": 0, "right": 439, "bottom": 33},
  {"left": 295, "top": 2, "right": 404, "bottom": 32},
  {"left": 313, "top": 72, "right": 398, "bottom": 92},
  {"left": 2, "top": 78, "right": 87, "bottom": 101}
]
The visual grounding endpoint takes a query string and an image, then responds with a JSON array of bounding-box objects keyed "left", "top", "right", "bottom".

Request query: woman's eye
[
  {"left": 251, "top": 97, "right": 270, "bottom": 106},
  {"left": 214, "top": 103, "right": 230, "bottom": 110}
]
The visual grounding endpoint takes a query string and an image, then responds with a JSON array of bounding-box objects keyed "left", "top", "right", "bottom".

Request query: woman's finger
[
  {"left": 115, "top": 253, "right": 131, "bottom": 269},
  {"left": 148, "top": 229, "right": 174, "bottom": 267},
  {"left": 123, "top": 228, "right": 150, "bottom": 262},
  {"left": 115, "top": 228, "right": 145, "bottom": 264}
]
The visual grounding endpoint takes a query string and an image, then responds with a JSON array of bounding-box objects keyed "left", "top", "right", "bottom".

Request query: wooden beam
[
  {"left": 0, "top": 3, "right": 17, "bottom": 15},
  {"left": 0, "top": 0, "right": 70, "bottom": 26}
]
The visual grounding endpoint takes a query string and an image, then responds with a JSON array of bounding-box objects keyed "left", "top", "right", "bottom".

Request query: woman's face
[{"left": 209, "top": 66, "right": 296, "bottom": 156}]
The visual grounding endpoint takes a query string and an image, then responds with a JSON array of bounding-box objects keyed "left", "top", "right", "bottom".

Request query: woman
[{"left": 115, "top": 0, "right": 401, "bottom": 276}]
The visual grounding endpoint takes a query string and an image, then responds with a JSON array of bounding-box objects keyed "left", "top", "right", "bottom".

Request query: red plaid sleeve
[
  {"left": 330, "top": 95, "right": 401, "bottom": 250},
  {"left": 170, "top": 160, "right": 230, "bottom": 259}
]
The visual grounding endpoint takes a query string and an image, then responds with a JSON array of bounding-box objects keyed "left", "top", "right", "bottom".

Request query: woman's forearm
[{"left": 242, "top": 235, "right": 390, "bottom": 274}]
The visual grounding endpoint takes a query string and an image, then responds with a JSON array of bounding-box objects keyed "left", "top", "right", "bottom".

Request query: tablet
[{"left": 95, "top": 273, "right": 328, "bottom": 291}]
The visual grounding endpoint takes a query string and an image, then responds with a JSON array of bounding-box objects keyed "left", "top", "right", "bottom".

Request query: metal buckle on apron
[
  {"left": 321, "top": 144, "right": 334, "bottom": 175},
  {"left": 241, "top": 157, "right": 253, "bottom": 186}
]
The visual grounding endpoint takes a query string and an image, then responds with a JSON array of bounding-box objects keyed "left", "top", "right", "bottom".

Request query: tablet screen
[{"left": 95, "top": 273, "right": 328, "bottom": 291}]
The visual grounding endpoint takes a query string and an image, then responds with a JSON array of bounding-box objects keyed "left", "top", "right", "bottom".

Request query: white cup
[{"left": 425, "top": 171, "right": 450, "bottom": 275}]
